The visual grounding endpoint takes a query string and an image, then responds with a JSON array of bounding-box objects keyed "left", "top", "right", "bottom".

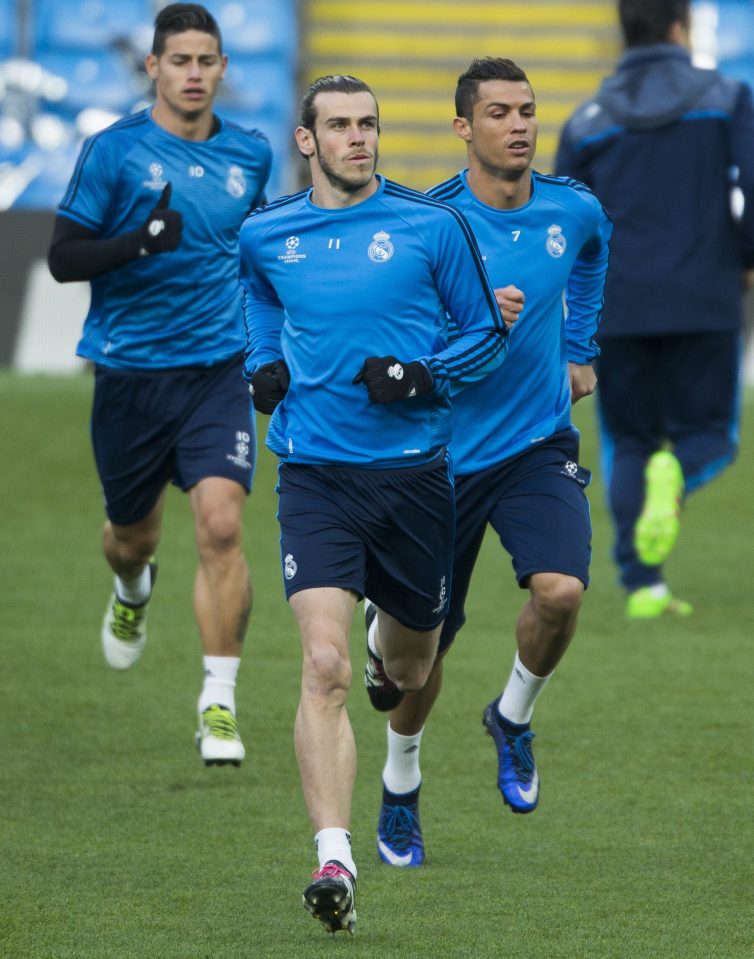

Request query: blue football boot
[
  {"left": 482, "top": 700, "right": 539, "bottom": 813},
  {"left": 376, "top": 785, "right": 424, "bottom": 867}
]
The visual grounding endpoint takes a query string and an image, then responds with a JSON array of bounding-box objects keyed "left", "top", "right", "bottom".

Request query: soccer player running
[
  {"left": 364, "top": 58, "right": 611, "bottom": 867},
  {"left": 47, "top": 4, "right": 272, "bottom": 766},
  {"left": 555, "top": 0, "right": 754, "bottom": 619},
  {"left": 239, "top": 74, "right": 508, "bottom": 935}
]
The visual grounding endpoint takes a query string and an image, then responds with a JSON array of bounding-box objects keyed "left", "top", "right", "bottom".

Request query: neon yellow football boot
[
  {"left": 626, "top": 586, "right": 693, "bottom": 619},
  {"left": 634, "top": 451, "right": 684, "bottom": 566}
]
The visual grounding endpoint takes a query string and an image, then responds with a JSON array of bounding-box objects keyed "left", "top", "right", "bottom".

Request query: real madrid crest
[
  {"left": 368, "top": 230, "right": 394, "bottom": 262},
  {"left": 546, "top": 224, "right": 566, "bottom": 258},
  {"left": 226, "top": 164, "right": 246, "bottom": 198}
]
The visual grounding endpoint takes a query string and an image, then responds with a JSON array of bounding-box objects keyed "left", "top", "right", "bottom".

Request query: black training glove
[
  {"left": 137, "top": 182, "right": 183, "bottom": 256},
  {"left": 352, "top": 355, "right": 434, "bottom": 404},
  {"left": 250, "top": 360, "right": 291, "bottom": 414}
]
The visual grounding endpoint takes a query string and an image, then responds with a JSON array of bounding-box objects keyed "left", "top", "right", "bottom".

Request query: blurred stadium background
[{"left": 1, "top": 0, "right": 753, "bottom": 375}]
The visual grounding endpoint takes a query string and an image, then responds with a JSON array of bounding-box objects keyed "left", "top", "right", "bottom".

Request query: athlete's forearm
[
  {"left": 48, "top": 191, "right": 182, "bottom": 282},
  {"left": 565, "top": 241, "right": 609, "bottom": 361},
  {"left": 426, "top": 326, "right": 508, "bottom": 392},
  {"left": 47, "top": 216, "right": 143, "bottom": 282}
]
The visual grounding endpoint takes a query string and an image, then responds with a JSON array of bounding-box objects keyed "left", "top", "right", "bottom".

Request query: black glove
[
  {"left": 137, "top": 182, "right": 183, "bottom": 256},
  {"left": 352, "top": 355, "right": 434, "bottom": 404},
  {"left": 250, "top": 360, "right": 290, "bottom": 413}
]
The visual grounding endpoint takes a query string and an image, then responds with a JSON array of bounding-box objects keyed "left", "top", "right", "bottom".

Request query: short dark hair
[
  {"left": 455, "top": 58, "right": 531, "bottom": 120},
  {"left": 618, "top": 0, "right": 690, "bottom": 47},
  {"left": 299, "top": 75, "right": 378, "bottom": 130},
  {"left": 152, "top": 3, "right": 222, "bottom": 57}
]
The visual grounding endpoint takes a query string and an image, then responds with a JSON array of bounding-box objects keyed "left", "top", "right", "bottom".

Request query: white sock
[
  {"left": 114, "top": 564, "right": 152, "bottom": 605},
  {"left": 646, "top": 583, "right": 669, "bottom": 598},
  {"left": 382, "top": 723, "right": 423, "bottom": 795},
  {"left": 315, "top": 827, "right": 357, "bottom": 878},
  {"left": 198, "top": 656, "right": 240, "bottom": 715},
  {"left": 498, "top": 652, "right": 552, "bottom": 726}
]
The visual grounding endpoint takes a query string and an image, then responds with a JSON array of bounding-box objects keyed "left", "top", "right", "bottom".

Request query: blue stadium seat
[
  {"left": 214, "top": 48, "right": 295, "bottom": 202},
  {"left": 4, "top": 1, "right": 299, "bottom": 207},
  {"left": 212, "top": 0, "right": 297, "bottom": 56},
  {"left": 221, "top": 109, "right": 289, "bottom": 151},
  {"left": 706, "top": 0, "right": 754, "bottom": 89},
  {"left": 0, "top": 0, "right": 16, "bottom": 58},
  {"left": 716, "top": 55, "right": 754, "bottom": 88},
  {"left": 0, "top": 131, "right": 35, "bottom": 170},
  {"left": 9, "top": 141, "right": 81, "bottom": 209},
  {"left": 697, "top": 0, "right": 752, "bottom": 59},
  {"left": 221, "top": 53, "right": 294, "bottom": 116},
  {"left": 34, "top": 49, "right": 145, "bottom": 116},
  {"left": 32, "top": 0, "right": 152, "bottom": 53}
]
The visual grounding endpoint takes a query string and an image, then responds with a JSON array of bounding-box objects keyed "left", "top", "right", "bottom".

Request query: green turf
[{"left": 1, "top": 371, "right": 752, "bottom": 959}]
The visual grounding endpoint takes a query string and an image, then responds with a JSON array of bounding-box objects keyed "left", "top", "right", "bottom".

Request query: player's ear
[
  {"left": 667, "top": 18, "right": 690, "bottom": 48},
  {"left": 294, "top": 126, "right": 316, "bottom": 158},
  {"left": 145, "top": 53, "right": 158, "bottom": 81},
  {"left": 453, "top": 116, "right": 472, "bottom": 142}
]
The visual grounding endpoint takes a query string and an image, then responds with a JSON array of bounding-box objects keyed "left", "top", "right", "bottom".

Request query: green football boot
[
  {"left": 626, "top": 586, "right": 693, "bottom": 619},
  {"left": 634, "top": 451, "right": 684, "bottom": 566}
]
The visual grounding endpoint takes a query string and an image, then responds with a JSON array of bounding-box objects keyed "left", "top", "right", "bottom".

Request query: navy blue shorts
[
  {"left": 276, "top": 451, "right": 455, "bottom": 631},
  {"left": 596, "top": 332, "right": 741, "bottom": 491},
  {"left": 91, "top": 354, "right": 254, "bottom": 525},
  {"left": 439, "top": 429, "right": 592, "bottom": 652}
]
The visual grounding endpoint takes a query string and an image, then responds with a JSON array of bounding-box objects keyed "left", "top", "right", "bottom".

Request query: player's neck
[
  {"left": 308, "top": 173, "right": 380, "bottom": 209},
  {"left": 467, "top": 165, "right": 532, "bottom": 211},
  {"left": 151, "top": 101, "right": 217, "bottom": 142}
]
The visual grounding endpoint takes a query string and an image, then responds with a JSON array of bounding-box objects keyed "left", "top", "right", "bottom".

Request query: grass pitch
[{"left": 1, "top": 372, "right": 752, "bottom": 959}]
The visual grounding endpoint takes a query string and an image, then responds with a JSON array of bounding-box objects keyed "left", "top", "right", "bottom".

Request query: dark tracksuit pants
[{"left": 596, "top": 331, "right": 741, "bottom": 591}]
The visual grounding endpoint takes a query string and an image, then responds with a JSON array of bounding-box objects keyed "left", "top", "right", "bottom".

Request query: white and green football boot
[
  {"left": 101, "top": 560, "right": 158, "bottom": 669},
  {"left": 196, "top": 704, "right": 245, "bottom": 767}
]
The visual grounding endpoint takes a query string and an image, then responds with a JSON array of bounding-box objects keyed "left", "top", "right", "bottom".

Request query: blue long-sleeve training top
[{"left": 239, "top": 174, "right": 508, "bottom": 467}]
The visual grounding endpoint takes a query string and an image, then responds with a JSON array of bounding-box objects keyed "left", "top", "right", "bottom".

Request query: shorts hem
[
  {"left": 284, "top": 580, "right": 364, "bottom": 601},
  {"left": 516, "top": 565, "right": 590, "bottom": 589},
  {"left": 178, "top": 470, "right": 253, "bottom": 494},
  {"left": 370, "top": 598, "right": 447, "bottom": 633}
]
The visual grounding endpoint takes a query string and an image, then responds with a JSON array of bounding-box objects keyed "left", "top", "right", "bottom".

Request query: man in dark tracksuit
[{"left": 555, "top": 0, "right": 754, "bottom": 618}]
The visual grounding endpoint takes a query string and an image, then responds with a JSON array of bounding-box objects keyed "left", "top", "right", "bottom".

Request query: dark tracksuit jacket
[{"left": 554, "top": 43, "right": 754, "bottom": 339}]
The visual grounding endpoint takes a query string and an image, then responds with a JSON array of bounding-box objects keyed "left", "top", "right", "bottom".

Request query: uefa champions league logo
[
  {"left": 278, "top": 236, "right": 306, "bottom": 263},
  {"left": 560, "top": 459, "right": 588, "bottom": 487},
  {"left": 143, "top": 162, "right": 166, "bottom": 190},
  {"left": 226, "top": 430, "right": 252, "bottom": 470}
]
